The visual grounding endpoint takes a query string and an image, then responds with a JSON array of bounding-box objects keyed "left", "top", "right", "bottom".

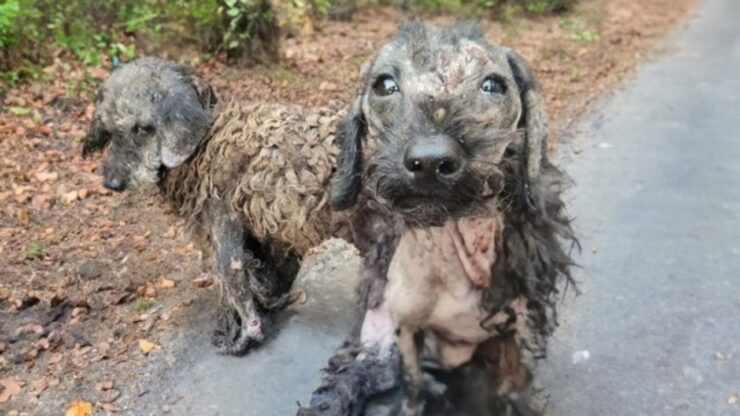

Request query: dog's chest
[{"left": 384, "top": 216, "right": 502, "bottom": 344}]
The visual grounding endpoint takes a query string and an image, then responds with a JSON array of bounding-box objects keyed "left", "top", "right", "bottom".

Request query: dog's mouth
[{"left": 382, "top": 186, "right": 498, "bottom": 227}]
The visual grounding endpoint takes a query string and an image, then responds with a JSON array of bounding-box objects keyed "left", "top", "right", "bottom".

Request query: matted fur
[
  {"left": 162, "top": 99, "right": 341, "bottom": 254},
  {"left": 300, "top": 21, "right": 577, "bottom": 416},
  {"left": 83, "top": 57, "right": 350, "bottom": 354}
]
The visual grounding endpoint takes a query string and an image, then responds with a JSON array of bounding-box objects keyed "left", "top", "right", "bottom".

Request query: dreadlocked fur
[
  {"left": 83, "top": 57, "right": 347, "bottom": 355},
  {"left": 300, "top": 21, "right": 577, "bottom": 416},
  {"left": 161, "top": 100, "right": 340, "bottom": 255}
]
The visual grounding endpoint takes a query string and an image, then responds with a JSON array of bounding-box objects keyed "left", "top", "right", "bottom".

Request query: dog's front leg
[
  {"left": 208, "top": 202, "right": 265, "bottom": 355},
  {"left": 398, "top": 327, "right": 424, "bottom": 416}
]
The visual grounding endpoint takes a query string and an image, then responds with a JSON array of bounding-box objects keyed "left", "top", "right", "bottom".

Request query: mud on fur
[
  {"left": 83, "top": 57, "right": 347, "bottom": 355},
  {"left": 299, "top": 21, "right": 577, "bottom": 416}
]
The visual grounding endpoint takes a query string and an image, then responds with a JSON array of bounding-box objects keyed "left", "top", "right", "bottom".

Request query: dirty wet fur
[
  {"left": 83, "top": 57, "right": 349, "bottom": 355},
  {"left": 300, "top": 21, "right": 577, "bottom": 416}
]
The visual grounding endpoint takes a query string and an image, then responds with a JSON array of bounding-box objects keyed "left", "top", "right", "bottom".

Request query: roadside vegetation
[{"left": 0, "top": 0, "right": 575, "bottom": 92}]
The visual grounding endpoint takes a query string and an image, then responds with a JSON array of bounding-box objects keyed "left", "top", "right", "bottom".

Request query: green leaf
[
  {"left": 224, "top": 0, "right": 237, "bottom": 7},
  {"left": 226, "top": 7, "right": 240, "bottom": 17},
  {"left": 7, "top": 106, "right": 30, "bottom": 115},
  {"left": 228, "top": 39, "right": 239, "bottom": 49}
]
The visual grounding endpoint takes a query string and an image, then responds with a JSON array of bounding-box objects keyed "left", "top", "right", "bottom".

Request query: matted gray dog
[
  {"left": 83, "top": 20, "right": 575, "bottom": 416},
  {"left": 302, "top": 21, "right": 576, "bottom": 416}
]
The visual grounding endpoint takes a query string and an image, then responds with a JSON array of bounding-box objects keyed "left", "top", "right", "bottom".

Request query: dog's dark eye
[
  {"left": 373, "top": 75, "right": 400, "bottom": 97},
  {"left": 480, "top": 76, "right": 506, "bottom": 96},
  {"left": 134, "top": 124, "right": 155, "bottom": 135}
]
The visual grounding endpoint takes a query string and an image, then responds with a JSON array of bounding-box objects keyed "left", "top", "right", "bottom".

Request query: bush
[
  {"left": 397, "top": 0, "right": 576, "bottom": 15},
  {"left": 0, "top": 0, "right": 574, "bottom": 87},
  {"left": 0, "top": 0, "right": 279, "bottom": 85}
]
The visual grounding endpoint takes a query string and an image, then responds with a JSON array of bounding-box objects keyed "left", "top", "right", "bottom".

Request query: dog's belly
[{"left": 385, "top": 217, "right": 503, "bottom": 355}]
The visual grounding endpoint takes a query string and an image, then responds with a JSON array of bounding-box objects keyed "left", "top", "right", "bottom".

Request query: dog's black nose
[
  {"left": 104, "top": 176, "right": 126, "bottom": 192},
  {"left": 404, "top": 138, "right": 463, "bottom": 183}
]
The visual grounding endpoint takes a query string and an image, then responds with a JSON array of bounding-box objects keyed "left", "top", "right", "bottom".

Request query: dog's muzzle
[{"left": 403, "top": 135, "right": 464, "bottom": 191}]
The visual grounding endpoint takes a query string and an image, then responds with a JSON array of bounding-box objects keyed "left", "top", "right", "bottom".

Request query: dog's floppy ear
[
  {"left": 82, "top": 115, "right": 111, "bottom": 157},
  {"left": 189, "top": 74, "right": 218, "bottom": 110},
  {"left": 331, "top": 98, "right": 366, "bottom": 210},
  {"left": 82, "top": 87, "right": 112, "bottom": 157},
  {"left": 506, "top": 48, "right": 548, "bottom": 185},
  {"left": 158, "top": 75, "right": 215, "bottom": 168}
]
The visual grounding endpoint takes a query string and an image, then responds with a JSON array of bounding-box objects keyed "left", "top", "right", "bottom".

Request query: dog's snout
[
  {"left": 104, "top": 175, "right": 126, "bottom": 192},
  {"left": 404, "top": 137, "right": 463, "bottom": 183}
]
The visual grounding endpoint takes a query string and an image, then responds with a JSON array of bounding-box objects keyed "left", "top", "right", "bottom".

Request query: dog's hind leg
[{"left": 207, "top": 201, "right": 267, "bottom": 355}]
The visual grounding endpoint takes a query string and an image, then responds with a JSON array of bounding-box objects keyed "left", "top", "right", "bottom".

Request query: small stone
[
  {"left": 78, "top": 261, "right": 100, "bottom": 280},
  {"left": 572, "top": 350, "right": 590, "bottom": 364}
]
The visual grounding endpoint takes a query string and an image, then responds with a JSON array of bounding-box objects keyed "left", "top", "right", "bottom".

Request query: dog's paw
[
  {"left": 212, "top": 304, "right": 266, "bottom": 356},
  {"left": 399, "top": 400, "right": 424, "bottom": 416}
]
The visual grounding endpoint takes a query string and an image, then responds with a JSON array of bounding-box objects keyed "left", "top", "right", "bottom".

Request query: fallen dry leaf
[
  {"left": 99, "top": 388, "right": 120, "bottom": 403},
  {"left": 65, "top": 399, "right": 93, "bottom": 416},
  {"left": 31, "top": 193, "right": 54, "bottom": 210},
  {"left": 138, "top": 339, "right": 157, "bottom": 355},
  {"left": 191, "top": 277, "right": 213, "bottom": 288},
  {"left": 158, "top": 277, "right": 176, "bottom": 289},
  {"left": 0, "top": 377, "right": 22, "bottom": 403},
  {"left": 61, "top": 190, "right": 79, "bottom": 204},
  {"left": 72, "top": 306, "right": 89, "bottom": 318},
  {"left": 97, "top": 380, "right": 114, "bottom": 391},
  {"left": 30, "top": 377, "right": 49, "bottom": 397},
  {"left": 34, "top": 170, "right": 59, "bottom": 182}
]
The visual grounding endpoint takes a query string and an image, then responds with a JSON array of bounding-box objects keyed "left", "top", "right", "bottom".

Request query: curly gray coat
[{"left": 83, "top": 58, "right": 345, "bottom": 354}]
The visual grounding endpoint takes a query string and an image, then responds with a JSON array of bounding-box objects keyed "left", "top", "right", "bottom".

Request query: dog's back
[{"left": 162, "top": 98, "right": 342, "bottom": 254}]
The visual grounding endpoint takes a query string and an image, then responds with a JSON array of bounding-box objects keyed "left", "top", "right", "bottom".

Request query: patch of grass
[
  {"left": 562, "top": 19, "right": 600, "bottom": 42},
  {"left": 351, "top": 55, "right": 365, "bottom": 67},
  {"left": 134, "top": 297, "right": 151, "bottom": 312},
  {"left": 25, "top": 243, "right": 45, "bottom": 259},
  {"left": 499, "top": 3, "right": 522, "bottom": 24},
  {"left": 569, "top": 67, "right": 581, "bottom": 81}
]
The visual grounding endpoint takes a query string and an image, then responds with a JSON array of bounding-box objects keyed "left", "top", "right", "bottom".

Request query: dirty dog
[
  {"left": 300, "top": 21, "right": 576, "bottom": 416},
  {"left": 82, "top": 58, "right": 349, "bottom": 355}
]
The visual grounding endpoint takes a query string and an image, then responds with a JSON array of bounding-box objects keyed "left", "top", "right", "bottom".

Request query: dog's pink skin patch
[
  {"left": 381, "top": 216, "right": 504, "bottom": 369},
  {"left": 448, "top": 217, "right": 497, "bottom": 288},
  {"left": 360, "top": 306, "right": 397, "bottom": 351}
]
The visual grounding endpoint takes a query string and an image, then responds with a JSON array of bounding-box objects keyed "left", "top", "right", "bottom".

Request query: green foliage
[
  {"left": 404, "top": 0, "right": 576, "bottom": 15},
  {"left": 0, "top": 0, "right": 575, "bottom": 86},
  {"left": 0, "top": 1, "right": 21, "bottom": 48},
  {"left": 25, "top": 242, "right": 45, "bottom": 259},
  {"left": 0, "top": 0, "right": 279, "bottom": 84},
  {"left": 135, "top": 296, "right": 151, "bottom": 312},
  {"left": 562, "top": 19, "right": 599, "bottom": 42},
  {"left": 220, "top": 0, "right": 279, "bottom": 63}
]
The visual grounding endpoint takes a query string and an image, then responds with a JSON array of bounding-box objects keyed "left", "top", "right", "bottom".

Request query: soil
[{"left": 0, "top": 0, "right": 695, "bottom": 414}]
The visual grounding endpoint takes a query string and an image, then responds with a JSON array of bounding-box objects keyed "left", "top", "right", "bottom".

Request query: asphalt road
[
  {"left": 541, "top": 0, "right": 740, "bottom": 414},
  {"left": 135, "top": 0, "right": 740, "bottom": 414}
]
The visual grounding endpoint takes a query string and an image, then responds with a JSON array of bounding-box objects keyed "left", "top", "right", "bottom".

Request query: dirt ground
[{"left": 0, "top": 0, "right": 695, "bottom": 414}]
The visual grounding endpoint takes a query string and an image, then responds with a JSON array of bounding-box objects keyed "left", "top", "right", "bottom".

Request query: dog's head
[
  {"left": 82, "top": 57, "right": 216, "bottom": 191},
  {"left": 331, "top": 21, "right": 547, "bottom": 226}
]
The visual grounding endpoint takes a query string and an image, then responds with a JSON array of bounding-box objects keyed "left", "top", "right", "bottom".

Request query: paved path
[
  {"left": 541, "top": 0, "right": 740, "bottom": 415},
  {"left": 136, "top": 1, "right": 740, "bottom": 414}
]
